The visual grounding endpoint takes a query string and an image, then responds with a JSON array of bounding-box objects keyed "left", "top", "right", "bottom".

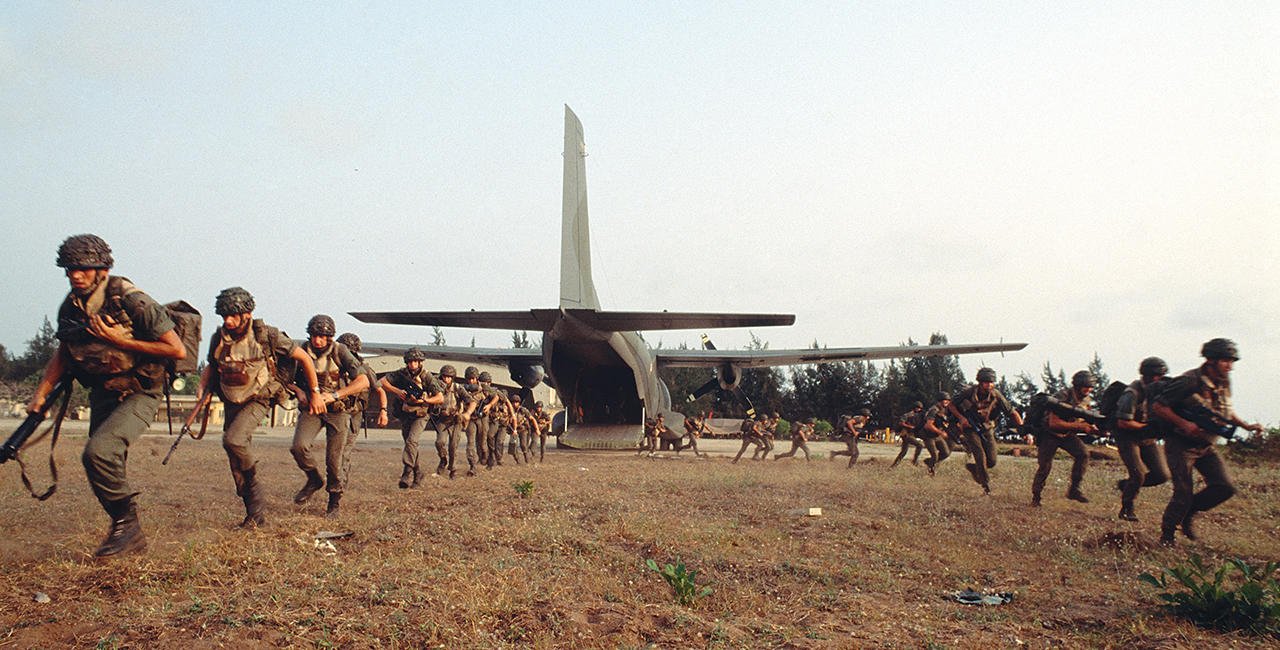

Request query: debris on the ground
[
  {"left": 952, "top": 588, "right": 1013, "bottom": 606},
  {"left": 787, "top": 507, "right": 823, "bottom": 516},
  {"left": 34, "top": 592, "right": 51, "bottom": 604},
  {"left": 314, "top": 530, "right": 353, "bottom": 540},
  {"left": 314, "top": 539, "right": 337, "bottom": 555}
]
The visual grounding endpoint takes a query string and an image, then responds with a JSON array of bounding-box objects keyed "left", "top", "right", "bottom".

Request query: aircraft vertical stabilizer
[{"left": 561, "top": 105, "right": 601, "bottom": 310}]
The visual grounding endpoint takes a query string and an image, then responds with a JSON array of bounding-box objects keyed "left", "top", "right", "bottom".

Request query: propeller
[{"left": 685, "top": 334, "right": 756, "bottom": 417}]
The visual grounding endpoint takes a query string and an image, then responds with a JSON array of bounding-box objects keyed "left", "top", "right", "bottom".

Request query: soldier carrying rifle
[
  {"left": 1031, "top": 370, "right": 1098, "bottom": 507},
  {"left": 26, "top": 235, "right": 187, "bottom": 557}
]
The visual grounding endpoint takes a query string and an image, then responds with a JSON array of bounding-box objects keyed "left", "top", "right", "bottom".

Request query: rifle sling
[{"left": 15, "top": 383, "right": 72, "bottom": 501}]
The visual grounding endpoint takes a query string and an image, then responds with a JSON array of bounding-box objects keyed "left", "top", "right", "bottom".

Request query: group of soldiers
[
  {"left": 22, "top": 235, "right": 552, "bottom": 558},
  {"left": 886, "top": 353, "right": 1262, "bottom": 547}
]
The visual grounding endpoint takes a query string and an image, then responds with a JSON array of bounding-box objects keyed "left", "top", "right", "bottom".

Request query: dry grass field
[{"left": 0, "top": 422, "right": 1277, "bottom": 649}]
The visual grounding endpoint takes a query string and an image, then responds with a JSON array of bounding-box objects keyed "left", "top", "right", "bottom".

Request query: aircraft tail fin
[{"left": 561, "top": 105, "right": 602, "bottom": 310}]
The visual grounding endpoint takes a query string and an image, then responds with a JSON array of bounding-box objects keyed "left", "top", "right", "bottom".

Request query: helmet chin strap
[{"left": 72, "top": 271, "right": 107, "bottom": 298}]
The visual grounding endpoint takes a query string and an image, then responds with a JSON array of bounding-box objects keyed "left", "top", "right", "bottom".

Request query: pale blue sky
[{"left": 3, "top": 2, "right": 1277, "bottom": 422}]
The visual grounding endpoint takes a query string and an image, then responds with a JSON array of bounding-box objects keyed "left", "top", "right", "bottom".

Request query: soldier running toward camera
[
  {"left": 477, "top": 372, "right": 509, "bottom": 468},
  {"left": 336, "top": 333, "right": 388, "bottom": 491},
  {"left": 950, "top": 368, "right": 1024, "bottom": 494},
  {"left": 1030, "top": 370, "right": 1098, "bottom": 507},
  {"left": 27, "top": 235, "right": 188, "bottom": 556},
  {"left": 1151, "top": 339, "right": 1263, "bottom": 546},
  {"left": 380, "top": 348, "right": 443, "bottom": 488},
  {"left": 1113, "top": 357, "right": 1170, "bottom": 522},
  {"left": 890, "top": 401, "right": 926, "bottom": 468},
  {"left": 508, "top": 393, "right": 535, "bottom": 464},
  {"left": 432, "top": 365, "right": 477, "bottom": 478},
  {"left": 920, "top": 392, "right": 954, "bottom": 476},
  {"left": 288, "top": 315, "right": 369, "bottom": 517},
  {"left": 198, "top": 287, "right": 324, "bottom": 528},
  {"left": 531, "top": 401, "right": 552, "bottom": 462}
]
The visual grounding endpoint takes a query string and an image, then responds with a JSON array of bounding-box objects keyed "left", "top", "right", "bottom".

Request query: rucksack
[
  {"left": 162, "top": 300, "right": 202, "bottom": 377},
  {"left": 1024, "top": 392, "right": 1050, "bottom": 431},
  {"left": 1096, "top": 381, "right": 1128, "bottom": 419}
]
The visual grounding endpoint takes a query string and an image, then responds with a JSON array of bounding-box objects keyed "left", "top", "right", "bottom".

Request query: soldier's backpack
[
  {"left": 162, "top": 300, "right": 202, "bottom": 377},
  {"left": 1096, "top": 381, "right": 1128, "bottom": 420},
  {"left": 1024, "top": 392, "right": 1050, "bottom": 432}
]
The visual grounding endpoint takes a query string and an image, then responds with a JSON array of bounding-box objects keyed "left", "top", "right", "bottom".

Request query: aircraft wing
[
  {"left": 356, "top": 343, "right": 543, "bottom": 366},
  {"left": 350, "top": 310, "right": 561, "bottom": 331},
  {"left": 350, "top": 309, "right": 793, "bottom": 332},
  {"left": 656, "top": 342, "right": 1028, "bottom": 369}
]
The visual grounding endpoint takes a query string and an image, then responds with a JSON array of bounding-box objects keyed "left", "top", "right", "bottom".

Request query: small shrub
[
  {"left": 1138, "top": 553, "right": 1280, "bottom": 636},
  {"left": 646, "top": 558, "right": 712, "bottom": 607},
  {"left": 513, "top": 480, "right": 534, "bottom": 498}
]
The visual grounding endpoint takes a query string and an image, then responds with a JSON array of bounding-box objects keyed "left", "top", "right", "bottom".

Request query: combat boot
[
  {"left": 95, "top": 498, "right": 147, "bottom": 558},
  {"left": 239, "top": 467, "right": 266, "bottom": 529},
  {"left": 1066, "top": 489, "right": 1090, "bottom": 504},
  {"left": 1030, "top": 493, "right": 1042, "bottom": 508},
  {"left": 1181, "top": 513, "right": 1198, "bottom": 541},
  {"left": 1118, "top": 504, "right": 1138, "bottom": 522},
  {"left": 293, "top": 469, "right": 324, "bottom": 504},
  {"left": 410, "top": 468, "right": 426, "bottom": 488},
  {"left": 398, "top": 466, "right": 413, "bottom": 489},
  {"left": 325, "top": 493, "right": 341, "bottom": 518}
]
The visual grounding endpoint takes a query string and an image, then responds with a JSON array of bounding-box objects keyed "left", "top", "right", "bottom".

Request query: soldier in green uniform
[
  {"left": 1031, "top": 370, "right": 1098, "bottom": 507},
  {"left": 1112, "top": 357, "right": 1170, "bottom": 522},
  {"left": 430, "top": 365, "right": 477, "bottom": 478},
  {"left": 680, "top": 412, "right": 711, "bottom": 458},
  {"left": 830, "top": 409, "right": 869, "bottom": 467},
  {"left": 477, "top": 372, "right": 508, "bottom": 468},
  {"left": 1152, "top": 339, "right": 1263, "bottom": 546},
  {"left": 920, "top": 392, "right": 954, "bottom": 476},
  {"left": 774, "top": 417, "right": 813, "bottom": 462},
  {"left": 751, "top": 412, "right": 779, "bottom": 460},
  {"left": 27, "top": 235, "right": 188, "bottom": 556},
  {"left": 289, "top": 315, "right": 369, "bottom": 517},
  {"left": 890, "top": 402, "right": 926, "bottom": 469},
  {"left": 508, "top": 393, "right": 535, "bottom": 464},
  {"left": 461, "top": 367, "right": 489, "bottom": 466},
  {"left": 530, "top": 401, "right": 552, "bottom": 462},
  {"left": 336, "top": 333, "right": 388, "bottom": 492},
  {"left": 949, "top": 368, "right": 1024, "bottom": 494},
  {"left": 732, "top": 414, "right": 767, "bottom": 463},
  {"left": 380, "top": 348, "right": 443, "bottom": 488},
  {"left": 198, "top": 287, "right": 324, "bottom": 528}
]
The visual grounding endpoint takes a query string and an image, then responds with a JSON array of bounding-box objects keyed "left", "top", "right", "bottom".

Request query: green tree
[
  {"left": 511, "top": 331, "right": 532, "bottom": 348},
  {"left": 1041, "top": 362, "right": 1066, "bottom": 394},
  {"left": 1088, "top": 352, "right": 1109, "bottom": 389},
  {"left": 11, "top": 317, "right": 58, "bottom": 382},
  {"left": 430, "top": 326, "right": 446, "bottom": 346}
]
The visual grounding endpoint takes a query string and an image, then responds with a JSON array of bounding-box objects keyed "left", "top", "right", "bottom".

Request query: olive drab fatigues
[
  {"left": 341, "top": 360, "right": 379, "bottom": 488},
  {"left": 532, "top": 409, "right": 552, "bottom": 461},
  {"left": 891, "top": 410, "right": 925, "bottom": 468},
  {"left": 774, "top": 423, "right": 811, "bottom": 461},
  {"left": 1031, "top": 387, "right": 1092, "bottom": 501},
  {"left": 464, "top": 382, "right": 489, "bottom": 465},
  {"left": 57, "top": 277, "right": 174, "bottom": 510},
  {"left": 290, "top": 341, "right": 363, "bottom": 496},
  {"left": 752, "top": 419, "right": 777, "bottom": 460},
  {"left": 731, "top": 419, "right": 764, "bottom": 463},
  {"left": 209, "top": 320, "right": 297, "bottom": 498},
  {"left": 830, "top": 416, "right": 865, "bottom": 467},
  {"left": 680, "top": 417, "right": 708, "bottom": 457},
  {"left": 385, "top": 366, "right": 442, "bottom": 486},
  {"left": 480, "top": 385, "right": 508, "bottom": 467},
  {"left": 952, "top": 385, "right": 1015, "bottom": 491},
  {"left": 1154, "top": 366, "right": 1238, "bottom": 540},
  {"left": 920, "top": 404, "right": 953, "bottom": 472},
  {"left": 508, "top": 404, "right": 534, "bottom": 464},
  {"left": 434, "top": 380, "right": 476, "bottom": 476},
  {"left": 1114, "top": 380, "right": 1169, "bottom": 517}
]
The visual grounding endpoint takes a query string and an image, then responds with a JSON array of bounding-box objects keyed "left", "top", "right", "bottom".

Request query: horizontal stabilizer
[
  {"left": 563, "top": 310, "right": 794, "bottom": 332},
  {"left": 657, "top": 342, "right": 1028, "bottom": 369},
  {"left": 350, "top": 309, "right": 561, "bottom": 331},
  {"left": 356, "top": 343, "right": 543, "bottom": 366}
]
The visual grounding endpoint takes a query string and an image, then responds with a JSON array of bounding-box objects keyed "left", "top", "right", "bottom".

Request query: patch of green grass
[
  {"left": 646, "top": 558, "right": 713, "bottom": 607},
  {"left": 1139, "top": 553, "right": 1280, "bottom": 636}
]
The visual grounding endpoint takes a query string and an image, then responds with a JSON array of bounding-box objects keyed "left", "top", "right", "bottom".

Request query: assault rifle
[
  {"left": 1038, "top": 396, "right": 1109, "bottom": 443},
  {"left": 162, "top": 392, "right": 212, "bottom": 465},
  {"left": 0, "top": 377, "right": 73, "bottom": 464},
  {"left": 1171, "top": 403, "right": 1255, "bottom": 448}
]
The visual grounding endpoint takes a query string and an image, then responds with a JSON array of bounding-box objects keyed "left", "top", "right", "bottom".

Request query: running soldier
[
  {"left": 775, "top": 417, "right": 814, "bottom": 462},
  {"left": 477, "top": 372, "right": 509, "bottom": 467},
  {"left": 508, "top": 393, "right": 535, "bottom": 464},
  {"left": 1030, "top": 370, "right": 1098, "bottom": 507},
  {"left": 198, "top": 287, "right": 324, "bottom": 528},
  {"left": 752, "top": 412, "right": 779, "bottom": 460},
  {"left": 950, "top": 368, "right": 1024, "bottom": 494},
  {"left": 289, "top": 315, "right": 369, "bottom": 517},
  {"left": 531, "top": 401, "right": 552, "bottom": 461},
  {"left": 732, "top": 414, "right": 767, "bottom": 463},
  {"left": 27, "top": 235, "right": 187, "bottom": 556},
  {"left": 461, "top": 367, "right": 490, "bottom": 465},
  {"left": 830, "top": 409, "right": 869, "bottom": 467},
  {"left": 680, "top": 412, "right": 711, "bottom": 458},
  {"left": 380, "top": 348, "right": 443, "bottom": 488},
  {"left": 1113, "top": 357, "right": 1170, "bottom": 522},
  {"left": 336, "top": 333, "right": 388, "bottom": 492},
  {"left": 432, "top": 365, "right": 477, "bottom": 478},
  {"left": 890, "top": 401, "right": 926, "bottom": 469},
  {"left": 1152, "top": 339, "right": 1263, "bottom": 546},
  {"left": 920, "top": 392, "right": 954, "bottom": 476},
  {"left": 638, "top": 415, "right": 659, "bottom": 456}
]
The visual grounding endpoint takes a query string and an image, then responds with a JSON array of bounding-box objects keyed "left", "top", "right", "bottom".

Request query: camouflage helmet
[
  {"left": 1201, "top": 338, "right": 1240, "bottom": 361},
  {"left": 214, "top": 286, "right": 255, "bottom": 316},
  {"left": 439, "top": 365, "right": 457, "bottom": 378},
  {"left": 307, "top": 314, "right": 336, "bottom": 337},
  {"left": 464, "top": 366, "right": 480, "bottom": 380},
  {"left": 56, "top": 234, "right": 114, "bottom": 270},
  {"left": 806, "top": 417, "right": 815, "bottom": 424},
  {"left": 755, "top": 413, "right": 766, "bottom": 421},
  {"left": 1139, "top": 356, "right": 1168, "bottom": 377},
  {"left": 912, "top": 400, "right": 923, "bottom": 409},
  {"left": 937, "top": 391, "right": 951, "bottom": 402},
  {"left": 337, "top": 332, "right": 361, "bottom": 353},
  {"left": 403, "top": 347, "right": 426, "bottom": 362},
  {"left": 534, "top": 401, "right": 544, "bottom": 409},
  {"left": 860, "top": 408, "right": 871, "bottom": 416},
  {"left": 771, "top": 412, "right": 780, "bottom": 419},
  {"left": 478, "top": 371, "right": 493, "bottom": 383},
  {"left": 976, "top": 367, "right": 997, "bottom": 383},
  {"left": 511, "top": 393, "right": 522, "bottom": 402},
  {"left": 1071, "top": 370, "right": 1096, "bottom": 388}
]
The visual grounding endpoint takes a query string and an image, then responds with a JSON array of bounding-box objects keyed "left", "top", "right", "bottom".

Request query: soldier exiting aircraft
[
  {"left": 774, "top": 417, "right": 814, "bottom": 462},
  {"left": 1031, "top": 370, "right": 1097, "bottom": 507},
  {"left": 920, "top": 392, "right": 954, "bottom": 476},
  {"left": 831, "top": 409, "right": 869, "bottom": 467},
  {"left": 890, "top": 402, "right": 926, "bottom": 469},
  {"left": 380, "top": 348, "right": 443, "bottom": 488},
  {"left": 336, "top": 333, "right": 388, "bottom": 491},
  {"left": 950, "top": 368, "right": 1024, "bottom": 494},
  {"left": 27, "top": 235, "right": 187, "bottom": 556},
  {"left": 199, "top": 287, "right": 323, "bottom": 528},
  {"left": 1112, "top": 357, "right": 1170, "bottom": 522}
]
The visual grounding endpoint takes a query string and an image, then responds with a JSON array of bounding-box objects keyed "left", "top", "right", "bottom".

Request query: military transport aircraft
[{"left": 351, "top": 106, "right": 1026, "bottom": 449}]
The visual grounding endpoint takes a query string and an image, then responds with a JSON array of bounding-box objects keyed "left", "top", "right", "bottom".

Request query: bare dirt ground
[{"left": 0, "top": 421, "right": 1277, "bottom": 649}]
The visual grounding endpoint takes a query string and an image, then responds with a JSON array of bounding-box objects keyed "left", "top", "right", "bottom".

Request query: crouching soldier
[
  {"left": 27, "top": 235, "right": 187, "bottom": 556},
  {"left": 289, "top": 315, "right": 369, "bottom": 517},
  {"left": 1113, "top": 357, "right": 1170, "bottom": 522},
  {"left": 920, "top": 392, "right": 954, "bottom": 476},
  {"left": 950, "top": 368, "right": 1024, "bottom": 494},
  {"left": 890, "top": 402, "right": 926, "bottom": 469},
  {"left": 198, "top": 287, "right": 324, "bottom": 528},
  {"left": 1031, "top": 370, "right": 1098, "bottom": 507},
  {"left": 380, "top": 348, "right": 442, "bottom": 488}
]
